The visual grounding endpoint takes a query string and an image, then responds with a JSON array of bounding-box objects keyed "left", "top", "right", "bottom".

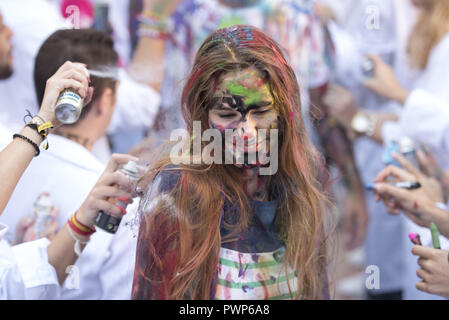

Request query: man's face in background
[{"left": 0, "top": 13, "right": 13, "bottom": 79}]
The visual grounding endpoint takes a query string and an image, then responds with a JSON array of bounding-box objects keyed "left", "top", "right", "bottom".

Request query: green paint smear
[
  {"left": 218, "top": 16, "right": 245, "bottom": 29},
  {"left": 227, "top": 83, "right": 263, "bottom": 106}
]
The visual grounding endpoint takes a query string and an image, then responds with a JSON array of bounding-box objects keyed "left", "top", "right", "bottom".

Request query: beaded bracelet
[
  {"left": 137, "top": 26, "right": 169, "bottom": 41},
  {"left": 137, "top": 10, "right": 168, "bottom": 31},
  {"left": 13, "top": 134, "right": 40, "bottom": 157}
]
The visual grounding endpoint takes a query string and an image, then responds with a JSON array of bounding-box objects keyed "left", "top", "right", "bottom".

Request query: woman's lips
[{"left": 227, "top": 137, "right": 268, "bottom": 153}]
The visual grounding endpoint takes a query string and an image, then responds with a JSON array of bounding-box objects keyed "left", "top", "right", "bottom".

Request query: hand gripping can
[
  {"left": 95, "top": 161, "right": 140, "bottom": 234},
  {"left": 54, "top": 89, "right": 84, "bottom": 124},
  {"left": 54, "top": 65, "right": 89, "bottom": 124}
]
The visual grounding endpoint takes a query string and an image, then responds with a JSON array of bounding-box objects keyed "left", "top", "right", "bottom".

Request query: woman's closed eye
[
  {"left": 252, "top": 109, "right": 270, "bottom": 115},
  {"left": 218, "top": 113, "right": 238, "bottom": 118}
]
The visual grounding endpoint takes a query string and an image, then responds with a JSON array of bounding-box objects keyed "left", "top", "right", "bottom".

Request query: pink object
[
  {"left": 408, "top": 233, "right": 422, "bottom": 245},
  {"left": 408, "top": 233, "right": 417, "bottom": 241}
]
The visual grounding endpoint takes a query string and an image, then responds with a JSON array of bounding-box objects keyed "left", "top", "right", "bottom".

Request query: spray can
[
  {"left": 54, "top": 65, "right": 89, "bottom": 124},
  {"left": 54, "top": 89, "right": 84, "bottom": 124},
  {"left": 95, "top": 161, "right": 139, "bottom": 233},
  {"left": 33, "top": 192, "right": 54, "bottom": 238},
  {"left": 398, "top": 136, "right": 418, "bottom": 168}
]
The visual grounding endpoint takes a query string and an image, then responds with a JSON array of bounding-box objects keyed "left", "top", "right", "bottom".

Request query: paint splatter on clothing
[
  {"left": 215, "top": 247, "right": 298, "bottom": 299},
  {"left": 150, "top": 0, "right": 332, "bottom": 143},
  {"left": 134, "top": 168, "right": 301, "bottom": 299},
  {"left": 217, "top": 197, "right": 299, "bottom": 299}
]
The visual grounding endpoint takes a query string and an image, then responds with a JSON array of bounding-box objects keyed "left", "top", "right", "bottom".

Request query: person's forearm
[
  {"left": 128, "top": 1, "right": 173, "bottom": 92},
  {"left": 47, "top": 224, "right": 89, "bottom": 284},
  {"left": 393, "top": 88, "right": 409, "bottom": 106},
  {"left": 364, "top": 112, "right": 399, "bottom": 144},
  {"left": 315, "top": 114, "right": 364, "bottom": 191},
  {"left": 311, "top": 88, "right": 364, "bottom": 191},
  {"left": 0, "top": 127, "right": 43, "bottom": 214},
  {"left": 424, "top": 205, "right": 449, "bottom": 239},
  {"left": 128, "top": 38, "right": 165, "bottom": 92}
]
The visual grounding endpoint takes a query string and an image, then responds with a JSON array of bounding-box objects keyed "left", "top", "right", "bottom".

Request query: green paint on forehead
[{"left": 227, "top": 82, "right": 266, "bottom": 106}]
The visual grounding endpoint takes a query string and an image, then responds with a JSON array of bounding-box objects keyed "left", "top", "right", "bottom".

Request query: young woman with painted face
[{"left": 132, "top": 26, "right": 333, "bottom": 300}]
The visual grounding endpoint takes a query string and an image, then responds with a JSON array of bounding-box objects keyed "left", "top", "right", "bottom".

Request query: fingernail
[
  {"left": 118, "top": 197, "right": 131, "bottom": 204},
  {"left": 117, "top": 206, "right": 127, "bottom": 214}
]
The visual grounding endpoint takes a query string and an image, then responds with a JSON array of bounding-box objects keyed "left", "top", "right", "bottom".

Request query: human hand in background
[
  {"left": 392, "top": 152, "right": 444, "bottom": 204},
  {"left": 323, "top": 84, "right": 359, "bottom": 139},
  {"left": 363, "top": 55, "right": 409, "bottom": 104},
  {"left": 373, "top": 160, "right": 440, "bottom": 228},
  {"left": 15, "top": 207, "right": 59, "bottom": 244},
  {"left": 412, "top": 245, "right": 449, "bottom": 299},
  {"left": 315, "top": 3, "right": 336, "bottom": 25},
  {"left": 143, "top": 0, "right": 183, "bottom": 17},
  {"left": 417, "top": 147, "right": 449, "bottom": 203},
  {"left": 343, "top": 190, "right": 369, "bottom": 250}
]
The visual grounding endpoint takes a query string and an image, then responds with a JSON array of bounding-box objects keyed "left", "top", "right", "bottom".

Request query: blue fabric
[{"left": 155, "top": 168, "right": 283, "bottom": 254}]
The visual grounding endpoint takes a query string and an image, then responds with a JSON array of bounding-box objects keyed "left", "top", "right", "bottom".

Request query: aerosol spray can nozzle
[{"left": 95, "top": 161, "right": 140, "bottom": 234}]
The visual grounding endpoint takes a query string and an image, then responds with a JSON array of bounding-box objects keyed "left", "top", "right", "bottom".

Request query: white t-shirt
[{"left": 0, "top": 223, "right": 60, "bottom": 300}]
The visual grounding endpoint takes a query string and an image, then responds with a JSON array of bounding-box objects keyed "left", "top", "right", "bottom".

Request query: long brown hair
[
  {"left": 133, "top": 25, "right": 332, "bottom": 300},
  {"left": 408, "top": 0, "right": 449, "bottom": 69}
]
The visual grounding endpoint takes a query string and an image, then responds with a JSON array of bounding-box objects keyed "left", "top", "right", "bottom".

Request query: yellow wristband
[{"left": 71, "top": 214, "right": 93, "bottom": 233}]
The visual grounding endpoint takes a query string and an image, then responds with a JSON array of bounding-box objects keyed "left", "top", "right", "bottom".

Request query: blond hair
[{"left": 408, "top": 0, "right": 449, "bottom": 69}]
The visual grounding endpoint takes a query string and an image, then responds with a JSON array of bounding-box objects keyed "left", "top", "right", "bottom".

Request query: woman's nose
[{"left": 236, "top": 119, "right": 257, "bottom": 138}]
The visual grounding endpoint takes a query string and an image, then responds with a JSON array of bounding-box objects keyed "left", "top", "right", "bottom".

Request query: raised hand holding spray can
[
  {"left": 95, "top": 161, "right": 140, "bottom": 233},
  {"left": 54, "top": 64, "right": 90, "bottom": 124}
]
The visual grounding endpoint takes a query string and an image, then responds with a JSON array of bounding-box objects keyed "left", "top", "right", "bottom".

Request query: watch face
[{"left": 352, "top": 114, "right": 369, "bottom": 133}]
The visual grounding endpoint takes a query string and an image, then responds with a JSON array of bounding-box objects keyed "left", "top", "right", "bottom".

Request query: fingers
[
  {"left": 416, "top": 149, "right": 433, "bottom": 176},
  {"left": 416, "top": 281, "right": 430, "bottom": 294},
  {"left": 412, "top": 245, "right": 436, "bottom": 260},
  {"left": 373, "top": 183, "right": 409, "bottom": 215},
  {"left": 51, "top": 78, "right": 87, "bottom": 99},
  {"left": 91, "top": 185, "right": 133, "bottom": 201},
  {"left": 98, "top": 171, "right": 135, "bottom": 192},
  {"left": 373, "top": 182, "right": 408, "bottom": 201},
  {"left": 374, "top": 165, "right": 415, "bottom": 183},
  {"left": 104, "top": 153, "right": 140, "bottom": 174},
  {"left": 58, "top": 61, "right": 89, "bottom": 78},
  {"left": 416, "top": 268, "right": 431, "bottom": 282},
  {"left": 89, "top": 199, "right": 125, "bottom": 217},
  {"left": 364, "top": 54, "right": 382, "bottom": 66},
  {"left": 84, "top": 86, "right": 95, "bottom": 106},
  {"left": 392, "top": 152, "right": 419, "bottom": 176},
  {"left": 61, "top": 68, "right": 89, "bottom": 91}
]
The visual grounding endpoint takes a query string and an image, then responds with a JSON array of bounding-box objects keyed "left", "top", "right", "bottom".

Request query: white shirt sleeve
[
  {"left": 107, "top": 69, "right": 161, "bottom": 134},
  {"left": 399, "top": 89, "right": 449, "bottom": 154},
  {"left": 1, "top": 238, "right": 60, "bottom": 300}
]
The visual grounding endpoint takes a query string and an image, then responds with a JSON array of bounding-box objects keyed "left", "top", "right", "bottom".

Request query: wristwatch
[{"left": 351, "top": 112, "right": 377, "bottom": 136}]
